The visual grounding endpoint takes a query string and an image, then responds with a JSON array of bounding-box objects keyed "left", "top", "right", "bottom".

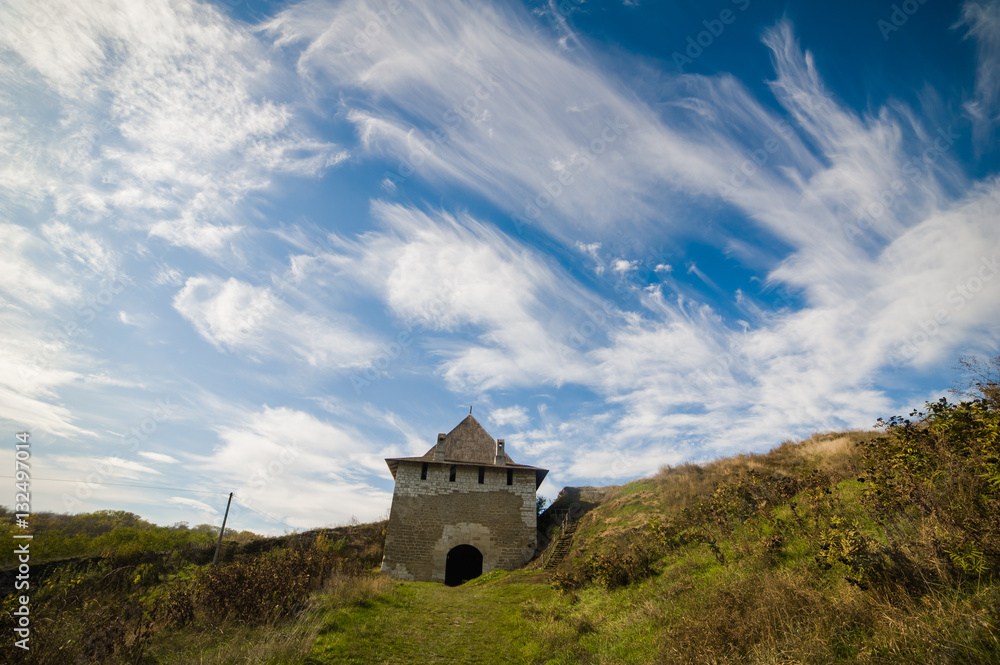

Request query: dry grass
[
  {"left": 528, "top": 420, "right": 1000, "bottom": 664},
  {"left": 155, "top": 573, "right": 397, "bottom": 665},
  {"left": 655, "top": 564, "right": 999, "bottom": 664},
  {"left": 0, "top": 521, "right": 389, "bottom": 665},
  {"left": 654, "top": 430, "right": 873, "bottom": 516}
]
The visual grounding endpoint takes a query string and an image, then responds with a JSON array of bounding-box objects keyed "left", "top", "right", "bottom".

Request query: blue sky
[{"left": 1, "top": 0, "right": 998, "bottom": 534}]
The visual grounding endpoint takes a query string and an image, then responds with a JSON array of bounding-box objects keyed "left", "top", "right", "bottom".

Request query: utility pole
[{"left": 212, "top": 492, "right": 233, "bottom": 566}]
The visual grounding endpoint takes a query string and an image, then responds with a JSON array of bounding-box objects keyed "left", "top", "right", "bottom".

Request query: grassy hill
[
  {"left": 301, "top": 426, "right": 998, "bottom": 664},
  {"left": 4, "top": 388, "right": 999, "bottom": 664}
]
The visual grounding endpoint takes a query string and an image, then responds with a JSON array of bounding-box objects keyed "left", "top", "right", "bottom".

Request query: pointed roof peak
[
  {"left": 384, "top": 413, "right": 547, "bottom": 486},
  {"left": 437, "top": 414, "right": 501, "bottom": 464},
  {"left": 452, "top": 412, "right": 485, "bottom": 432}
]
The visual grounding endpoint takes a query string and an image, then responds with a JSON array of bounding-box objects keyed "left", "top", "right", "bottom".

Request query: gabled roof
[{"left": 384, "top": 414, "right": 548, "bottom": 488}]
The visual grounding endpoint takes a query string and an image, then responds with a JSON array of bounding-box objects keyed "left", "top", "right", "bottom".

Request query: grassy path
[{"left": 304, "top": 574, "right": 580, "bottom": 665}]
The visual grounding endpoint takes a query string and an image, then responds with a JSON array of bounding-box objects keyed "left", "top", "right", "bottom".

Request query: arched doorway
[{"left": 445, "top": 544, "right": 483, "bottom": 586}]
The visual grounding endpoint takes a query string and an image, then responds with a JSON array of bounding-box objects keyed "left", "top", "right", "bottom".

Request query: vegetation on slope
[
  {"left": 5, "top": 356, "right": 999, "bottom": 664},
  {"left": 0, "top": 518, "right": 387, "bottom": 664},
  {"left": 304, "top": 357, "right": 1000, "bottom": 664}
]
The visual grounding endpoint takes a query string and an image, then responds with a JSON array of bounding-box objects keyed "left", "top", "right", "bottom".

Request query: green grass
[
  {"left": 7, "top": 413, "right": 999, "bottom": 664},
  {"left": 305, "top": 579, "right": 585, "bottom": 665},
  {"left": 301, "top": 425, "right": 999, "bottom": 664}
]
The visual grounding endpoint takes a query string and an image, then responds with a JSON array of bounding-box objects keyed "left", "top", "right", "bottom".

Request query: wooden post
[{"left": 212, "top": 492, "right": 233, "bottom": 566}]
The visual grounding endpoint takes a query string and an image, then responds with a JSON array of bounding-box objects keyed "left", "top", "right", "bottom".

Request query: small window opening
[
  {"left": 506, "top": 468, "right": 513, "bottom": 486},
  {"left": 420, "top": 462, "right": 428, "bottom": 480},
  {"left": 449, "top": 465, "right": 457, "bottom": 482},
  {"left": 478, "top": 466, "right": 485, "bottom": 484}
]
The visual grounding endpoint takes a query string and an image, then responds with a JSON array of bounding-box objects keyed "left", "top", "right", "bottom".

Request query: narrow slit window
[
  {"left": 449, "top": 465, "right": 457, "bottom": 482},
  {"left": 478, "top": 466, "right": 485, "bottom": 484},
  {"left": 420, "top": 462, "right": 428, "bottom": 480},
  {"left": 506, "top": 468, "right": 513, "bottom": 486}
]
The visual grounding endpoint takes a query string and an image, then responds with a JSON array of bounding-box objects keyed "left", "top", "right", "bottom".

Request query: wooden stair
[{"left": 543, "top": 520, "right": 578, "bottom": 572}]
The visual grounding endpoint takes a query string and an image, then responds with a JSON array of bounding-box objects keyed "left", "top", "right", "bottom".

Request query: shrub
[
  {"left": 861, "top": 396, "right": 1000, "bottom": 578},
  {"left": 815, "top": 515, "right": 885, "bottom": 589},
  {"left": 193, "top": 542, "right": 338, "bottom": 626},
  {"left": 588, "top": 538, "right": 657, "bottom": 589},
  {"left": 550, "top": 559, "right": 593, "bottom": 592}
]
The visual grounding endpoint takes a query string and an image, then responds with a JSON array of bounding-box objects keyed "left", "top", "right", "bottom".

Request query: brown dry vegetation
[
  {"left": 0, "top": 521, "right": 387, "bottom": 664},
  {"left": 6, "top": 359, "right": 1000, "bottom": 664},
  {"left": 536, "top": 399, "right": 1000, "bottom": 664}
]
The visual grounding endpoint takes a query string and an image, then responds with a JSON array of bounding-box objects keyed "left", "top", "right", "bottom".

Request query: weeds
[
  {"left": 0, "top": 522, "right": 387, "bottom": 664},
  {"left": 536, "top": 357, "right": 1000, "bottom": 662}
]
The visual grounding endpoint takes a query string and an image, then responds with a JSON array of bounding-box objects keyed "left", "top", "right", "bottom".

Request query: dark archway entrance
[{"left": 445, "top": 544, "right": 483, "bottom": 586}]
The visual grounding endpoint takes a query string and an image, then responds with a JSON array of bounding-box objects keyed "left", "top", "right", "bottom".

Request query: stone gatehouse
[{"left": 381, "top": 415, "right": 548, "bottom": 584}]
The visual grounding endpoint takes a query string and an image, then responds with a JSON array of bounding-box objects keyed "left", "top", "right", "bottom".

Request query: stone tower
[{"left": 381, "top": 415, "right": 548, "bottom": 584}]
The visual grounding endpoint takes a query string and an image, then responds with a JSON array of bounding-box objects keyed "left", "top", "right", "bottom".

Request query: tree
[{"left": 952, "top": 354, "right": 1000, "bottom": 409}]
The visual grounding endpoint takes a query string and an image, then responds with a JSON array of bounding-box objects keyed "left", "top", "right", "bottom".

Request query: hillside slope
[
  {"left": 4, "top": 392, "right": 998, "bottom": 664},
  {"left": 305, "top": 415, "right": 1000, "bottom": 664}
]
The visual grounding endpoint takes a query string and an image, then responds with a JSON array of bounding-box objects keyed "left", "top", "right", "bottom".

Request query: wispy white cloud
[
  {"left": 958, "top": 0, "right": 1000, "bottom": 151},
  {"left": 489, "top": 405, "right": 529, "bottom": 428},
  {"left": 118, "top": 310, "right": 157, "bottom": 329},
  {"left": 41, "top": 222, "right": 118, "bottom": 277},
  {"left": 550, "top": 22, "right": 1000, "bottom": 469},
  {"left": 1, "top": 0, "right": 996, "bottom": 526},
  {"left": 264, "top": 5, "right": 1000, "bottom": 477},
  {"left": 138, "top": 451, "right": 180, "bottom": 464},
  {"left": 0, "top": 0, "right": 346, "bottom": 256},
  {"left": 51, "top": 455, "right": 162, "bottom": 479},
  {"left": 168, "top": 496, "right": 218, "bottom": 514},
  {"left": 172, "top": 275, "right": 381, "bottom": 369},
  {"left": 327, "top": 201, "right": 613, "bottom": 391},
  {"left": 612, "top": 259, "right": 637, "bottom": 274},
  {"left": 196, "top": 405, "right": 392, "bottom": 527},
  {"left": 0, "top": 223, "right": 81, "bottom": 309},
  {"left": 265, "top": 0, "right": 729, "bottom": 243},
  {"left": 0, "top": 301, "right": 95, "bottom": 438}
]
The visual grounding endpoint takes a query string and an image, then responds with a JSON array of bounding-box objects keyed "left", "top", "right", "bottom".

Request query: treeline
[{"left": 0, "top": 509, "right": 259, "bottom": 565}]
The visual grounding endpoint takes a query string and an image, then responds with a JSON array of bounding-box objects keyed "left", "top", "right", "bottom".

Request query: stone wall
[{"left": 380, "top": 461, "right": 538, "bottom": 582}]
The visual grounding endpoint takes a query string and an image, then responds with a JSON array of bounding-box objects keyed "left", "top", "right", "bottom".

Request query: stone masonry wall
[{"left": 381, "top": 461, "right": 537, "bottom": 582}]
